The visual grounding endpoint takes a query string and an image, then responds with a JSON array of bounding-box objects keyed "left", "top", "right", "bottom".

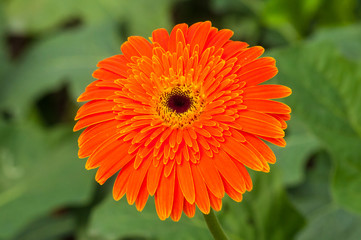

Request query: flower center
[
  {"left": 156, "top": 84, "right": 206, "bottom": 128},
  {"left": 166, "top": 89, "right": 193, "bottom": 114}
]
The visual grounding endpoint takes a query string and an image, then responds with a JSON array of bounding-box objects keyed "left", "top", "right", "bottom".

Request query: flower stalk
[{"left": 203, "top": 209, "right": 229, "bottom": 240}]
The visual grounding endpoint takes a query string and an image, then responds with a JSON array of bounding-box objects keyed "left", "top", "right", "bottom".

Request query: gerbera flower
[{"left": 74, "top": 21, "right": 291, "bottom": 221}]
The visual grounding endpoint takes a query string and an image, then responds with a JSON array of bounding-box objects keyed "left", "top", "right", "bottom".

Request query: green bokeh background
[{"left": 1, "top": 0, "right": 361, "bottom": 239}]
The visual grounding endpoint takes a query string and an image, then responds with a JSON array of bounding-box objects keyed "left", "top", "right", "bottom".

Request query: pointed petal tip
[
  {"left": 135, "top": 206, "right": 143, "bottom": 212},
  {"left": 262, "top": 166, "right": 270, "bottom": 173},
  {"left": 77, "top": 151, "right": 87, "bottom": 159},
  {"left": 135, "top": 203, "right": 146, "bottom": 212},
  {"left": 112, "top": 191, "right": 122, "bottom": 201},
  {"left": 73, "top": 123, "right": 81, "bottom": 132},
  {"left": 170, "top": 215, "right": 181, "bottom": 222},
  {"left": 85, "top": 159, "right": 99, "bottom": 170},
  {"left": 77, "top": 96, "right": 85, "bottom": 102},
  {"left": 198, "top": 206, "right": 211, "bottom": 215},
  {"left": 126, "top": 193, "right": 136, "bottom": 206},
  {"left": 97, "top": 179, "right": 106, "bottom": 185}
]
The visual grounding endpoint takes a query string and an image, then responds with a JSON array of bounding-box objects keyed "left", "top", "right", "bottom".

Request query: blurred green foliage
[{"left": 0, "top": 0, "right": 361, "bottom": 239}]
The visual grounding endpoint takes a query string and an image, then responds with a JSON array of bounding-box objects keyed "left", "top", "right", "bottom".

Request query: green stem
[{"left": 203, "top": 209, "right": 229, "bottom": 240}]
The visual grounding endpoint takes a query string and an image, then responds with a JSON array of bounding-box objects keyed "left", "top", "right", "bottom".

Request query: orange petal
[
  {"left": 113, "top": 162, "right": 133, "bottom": 200},
  {"left": 194, "top": 127, "right": 211, "bottom": 138},
  {"left": 239, "top": 65, "right": 278, "bottom": 86},
  {"left": 242, "top": 140, "right": 270, "bottom": 172},
  {"left": 208, "top": 190, "right": 222, "bottom": 211},
  {"left": 271, "top": 114, "right": 288, "bottom": 129},
  {"left": 126, "top": 155, "right": 152, "bottom": 205},
  {"left": 189, "top": 21, "right": 211, "bottom": 53},
  {"left": 121, "top": 41, "right": 141, "bottom": 61},
  {"left": 273, "top": 113, "right": 291, "bottom": 121},
  {"left": 236, "top": 112, "right": 284, "bottom": 138},
  {"left": 239, "top": 109, "right": 282, "bottom": 127},
  {"left": 168, "top": 23, "right": 188, "bottom": 52},
  {"left": 243, "top": 133, "right": 276, "bottom": 164},
  {"left": 191, "top": 164, "right": 210, "bottom": 214},
  {"left": 228, "top": 127, "right": 246, "bottom": 142},
  {"left": 222, "top": 176, "right": 243, "bottom": 202},
  {"left": 243, "top": 99, "right": 291, "bottom": 114},
  {"left": 77, "top": 87, "right": 118, "bottom": 102},
  {"left": 197, "top": 135, "right": 211, "bottom": 151},
  {"left": 206, "top": 29, "right": 234, "bottom": 50},
  {"left": 128, "top": 36, "right": 153, "bottom": 58},
  {"left": 95, "top": 153, "right": 133, "bottom": 185},
  {"left": 170, "top": 178, "right": 184, "bottom": 221},
  {"left": 135, "top": 179, "right": 149, "bottom": 211},
  {"left": 75, "top": 100, "right": 115, "bottom": 120},
  {"left": 197, "top": 152, "right": 224, "bottom": 198},
  {"left": 183, "top": 200, "right": 196, "bottom": 218},
  {"left": 152, "top": 28, "right": 169, "bottom": 50},
  {"left": 85, "top": 135, "right": 124, "bottom": 169},
  {"left": 203, "top": 126, "right": 223, "bottom": 137},
  {"left": 183, "top": 128, "right": 193, "bottom": 147},
  {"left": 236, "top": 57, "right": 275, "bottom": 74},
  {"left": 78, "top": 120, "right": 118, "bottom": 158},
  {"left": 243, "top": 85, "right": 292, "bottom": 99},
  {"left": 259, "top": 136, "right": 286, "bottom": 147},
  {"left": 97, "top": 55, "right": 129, "bottom": 77},
  {"left": 92, "top": 68, "right": 122, "bottom": 80},
  {"left": 164, "top": 158, "right": 175, "bottom": 177},
  {"left": 233, "top": 161, "right": 253, "bottom": 191},
  {"left": 222, "top": 137, "right": 263, "bottom": 171},
  {"left": 186, "top": 22, "right": 202, "bottom": 43},
  {"left": 222, "top": 41, "right": 249, "bottom": 60},
  {"left": 147, "top": 163, "right": 164, "bottom": 196},
  {"left": 155, "top": 167, "right": 175, "bottom": 220},
  {"left": 215, "top": 149, "right": 246, "bottom": 193},
  {"left": 235, "top": 46, "right": 264, "bottom": 67},
  {"left": 177, "top": 160, "right": 195, "bottom": 204}
]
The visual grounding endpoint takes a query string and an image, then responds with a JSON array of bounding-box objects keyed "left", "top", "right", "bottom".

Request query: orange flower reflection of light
[{"left": 74, "top": 21, "right": 292, "bottom": 221}]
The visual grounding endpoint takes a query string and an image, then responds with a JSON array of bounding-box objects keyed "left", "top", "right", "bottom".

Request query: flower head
[{"left": 74, "top": 21, "right": 291, "bottom": 221}]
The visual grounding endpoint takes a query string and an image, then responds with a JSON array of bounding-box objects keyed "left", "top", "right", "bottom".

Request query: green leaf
[
  {"left": 11, "top": 213, "right": 75, "bottom": 240},
  {"left": 220, "top": 169, "right": 305, "bottom": 240},
  {"left": 332, "top": 144, "right": 361, "bottom": 217},
  {"left": 210, "top": 0, "right": 248, "bottom": 13},
  {"left": 261, "top": 0, "right": 358, "bottom": 40},
  {"left": 0, "top": 121, "right": 93, "bottom": 239},
  {"left": 81, "top": 0, "right": 175, "bottom": 37},
  {"left": 309, "top": 25, "right": 361, "bottom": 136},
  {"left": 315, "top": 0, "right": 357, "bottom": 27},
  {"left": 311, "top": 24, "right": 361, "bottom": 61},
  {"left": 5, "top": 0, "right": 175, "bottom": 35},
  {"left": 271, "top": 34, "right": 361, "bottom": 215},
  {"left": 0, "top": 2, "right": 9, "bottom": 79},
  {"left": 296, "top": 207, "right": 361, "bottom": 240},
  {"left": 262, "top": 0, "right": 323, "bottom": 39},
  {"left": 275, "top": 117, "right": 320, "bottom": 186},
  {"left": 0, "top": 22, "right": 119, "bottom": 118},
  {"left": 249, "top": 169, "right": 305, "bottom": 240},
  {"left": 87, "top": 196, "right": 210, "bottom": 240},
  {"left": 288, "top": 151, "right": 333, "bottom": 218},
  {"left": 5, "top": 0, "right": 78, "bottom": 34}
]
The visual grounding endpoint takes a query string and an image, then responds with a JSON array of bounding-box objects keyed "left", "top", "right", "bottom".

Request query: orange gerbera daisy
[{"left": 74, "top": 21, "right": 291, "bottom": 221}]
